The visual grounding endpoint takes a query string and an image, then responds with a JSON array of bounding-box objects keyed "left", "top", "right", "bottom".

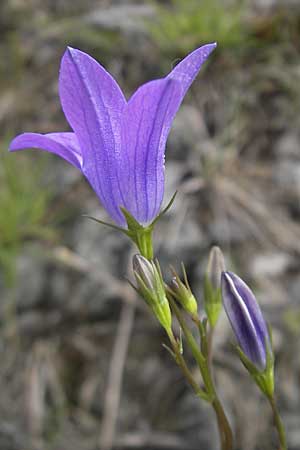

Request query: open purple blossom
[
  {"left": 9, "top": 44, "right": 216, "bottom": 227},
  {"left": 221, "top": 271, "right": 271, "bottom": 371}
]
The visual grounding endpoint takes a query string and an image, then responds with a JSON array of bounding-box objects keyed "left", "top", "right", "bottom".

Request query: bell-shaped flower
[
  {"left": 9, "top": 43, "right": 216, "bottom": 227},
  {"left": 221, "top": 271, "right": 271, "bottom": 371}
]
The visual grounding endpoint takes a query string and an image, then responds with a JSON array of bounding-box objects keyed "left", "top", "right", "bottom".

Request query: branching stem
[{"left": 168, "top": 298, "right": 233, "bottom": 450}]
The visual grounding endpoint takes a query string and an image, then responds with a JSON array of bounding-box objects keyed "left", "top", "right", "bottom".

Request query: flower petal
[
  {"left": 120, "top": 44, "right": 216, "bottom": 225},
  {"left": 226, "top": 271, "right": 270, "bottom": 352},
  {"left": 221, "top": 272, "right": 267, "bottom": 370},
  {"left": 120, "top": 78, "right": 181, "bottom": 224},
  {"left": 59, "top": 47, "right": 127, "bottom": 225},
  {"left": 9, "top": 132, "right": 82, "bottom": 169},
  {"left": 167, "top": 43, "right": 217, "bottom": 98}
]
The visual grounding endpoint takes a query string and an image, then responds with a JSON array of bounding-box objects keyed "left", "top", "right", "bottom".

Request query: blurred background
[{"left": 1, "top": 0, "right": 300, "bottom": 449}]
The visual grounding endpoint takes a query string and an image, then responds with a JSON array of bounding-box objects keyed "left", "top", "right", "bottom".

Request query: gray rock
[
  {"left": 168, "top": 105, "right": 209, "bottom": 161},
  {"left": 274, "top": 160, "right": 300, "bottom": 197},
  {"left": 283, "top": 413, "right": 300, "bottom": 449},
  {"left": 84, "top": 4, "right": 155, "bottom": 33},
  {"left": 73, "top": 208, "right": 129, "bottom": 278},
  {"left": 43, "top": 159, "right": 82, "bottom": 195},
  {"left": 274, "top": 132, "right": 300, "bottom": 160},
  {"left": 164, "top": 161, "right": 186, "bottom": 215},
  {"left": 253, "top": 0, "right": 300, "bottom": 9},
  {"left": 250, "top": 251, "right": 292, "bottom": 279},
  {"left": 15, "top": 245, "right": 46, "bottom": 310}
]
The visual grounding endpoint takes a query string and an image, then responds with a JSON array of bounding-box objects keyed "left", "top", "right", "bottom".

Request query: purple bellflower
[
  {"left": 9, "top": 44, "right": 216, "bottom": 228},
  {"left": 221, "top": 271, "right": 271, "bottom": 371}
]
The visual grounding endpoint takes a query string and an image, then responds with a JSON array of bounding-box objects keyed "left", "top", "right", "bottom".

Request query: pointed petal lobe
[
  {"left": 120, "top": 44, "right": 216, "bottom": 225},
  {"left": 167, "top": 43, "right": 217, "bottom": 98},
  {"left": 9, "top": 132, "right": 82, "bottom": 169},
  {"left": 59, "top": 47, "right": 127, "bottom": 225}
]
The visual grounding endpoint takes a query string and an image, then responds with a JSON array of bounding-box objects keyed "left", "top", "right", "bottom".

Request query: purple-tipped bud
[{"left": 221, "top": 271, "right": 271, "bottom": 371}]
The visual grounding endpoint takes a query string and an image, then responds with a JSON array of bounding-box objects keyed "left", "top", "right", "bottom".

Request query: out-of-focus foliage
[
  {"left": 0, "top": 144, "right": 54, "bottom": 285},
  {"left": 149, "top": 0, "right": 249, "bottom": 56},
  {"left": 284, "top": 308, "right": 300, "bottom": 336},
  {"left": 149, "top": 0, "right": 300, "bottom": 61}
]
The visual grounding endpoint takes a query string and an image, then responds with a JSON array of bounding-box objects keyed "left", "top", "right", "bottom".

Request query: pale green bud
[
  {"left": 133, "top": 254, "right": 172, "bottom": 333},
  {"left": 204, "top": 246, "right": 225, "bottom": 327},
  {"left": 206, "top": 246, "right": 225, "bottom": 290},
  {"left": 168, "top": 264, "right": 198, "bottom": 315}
]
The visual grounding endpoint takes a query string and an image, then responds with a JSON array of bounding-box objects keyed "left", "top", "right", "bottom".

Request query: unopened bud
[
  {"left": 206, "top": 246, "right": 225, "bottom": 290},
  {"left": 132, "top": 255, "right": 172, "bottom": 333},
  {"left": 133, "top": 254, "right": 156, "bottom": 291},
  {"left": 204, "top": 246, "right": 225, "bottom": 327},
  {"left": 221, "top": 271, "right": 272, "bottom": 372},
  {"left": 168, "top": 264, "right": 198, "bottom": 315}
]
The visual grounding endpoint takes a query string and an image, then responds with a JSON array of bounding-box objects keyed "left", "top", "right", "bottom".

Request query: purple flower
[
  {"left": 9, "top": 44, "right": 216, "bottom": 227},
  {"left": 221, "top": 271, "right": 271, "bottom": 370}
]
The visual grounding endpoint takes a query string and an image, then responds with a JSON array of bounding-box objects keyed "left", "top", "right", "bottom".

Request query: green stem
[
  {"left": 169, "top": 298, "right": 233, "bottom": 450},
  {"left": 212, "top": 397, "right": 233, "bottom": 450},
  {"left": 268, "top": 395, "right": 287, "bottom": 450},
  {"left": 135, "top": 227, "right": 153, "bottom": 260},
  {"left": 193, "top": 315, "right": 214, "bottom": 369},
  {"left": 207, "top": 325, "right": 214, "bottom": 368},
  {"left": 167, "top": 331, "right": 209, "bottom": 402}
]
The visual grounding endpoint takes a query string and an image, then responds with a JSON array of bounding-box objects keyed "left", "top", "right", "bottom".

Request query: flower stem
[
  {"left": 207, "top": 325, "right": 214, "bottom": 368},
  {"left": 169, "top": 298, "right": 233, "bottom": 450},
  {"left": 135, "top": 227, "right": 153, "bottom": 260},
  {"left": 212, "top": 396, "right": 233, "bottom": 450},
  {"left": 167, "top": 331, "right": 209, "bottom": 402},
  {"left": 268, "top": 395, "right": 287, "bottom": 450}
]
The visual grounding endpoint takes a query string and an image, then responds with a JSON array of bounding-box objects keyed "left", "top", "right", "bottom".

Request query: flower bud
[
  {"left": 204, "top": 246, "right": 225, "bottom": 327},
  {"left": 221, "top": 271, "right": 271, "bottom": 371},
  {"left": 133, "top": 254, "right": 156, "bottom": 291},
  {"left": 168, "top": 264, "right": 198, "bottom": 315},
  {"left": 133, "top": 254, "right": 172, "bottom": 334},
  {"left": 206, "top": 246, "right": 225, "bottom": 290}
]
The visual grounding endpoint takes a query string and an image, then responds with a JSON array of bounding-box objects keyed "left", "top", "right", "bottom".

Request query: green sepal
[
  {"left": 120, "top": 207, "right": 153, "bottom": 259},
  {"left": 119, "top": 207, "right": 143, "bottom": 231},
  {"left": 235, "top": 335, "right": 274, "bottom": 398},
  {"left": 150, "top": 191, "right": 177, "bottom": 226},
  {"left": 83, "top": 192, "right": 177, "bottom": 260},
  {"left": 167, "top": 263, "right": 198, "bottom": 315},
  {"left": 133, "top": 259, "right": 172, "bottom": 334},
  {"left": 204, "top": 275, "right": 222, "bottom": 328},
  {"left": 82, "top": 215, "right": 125, "bottom": 233}
]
